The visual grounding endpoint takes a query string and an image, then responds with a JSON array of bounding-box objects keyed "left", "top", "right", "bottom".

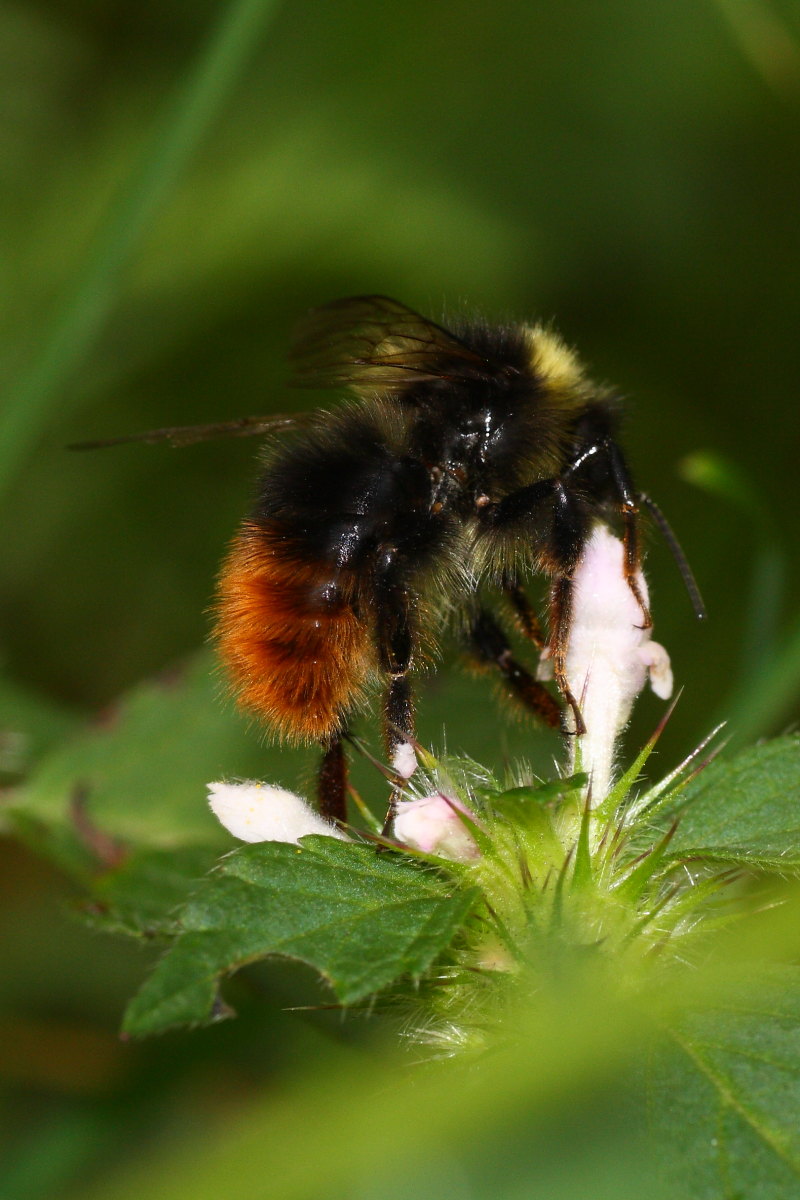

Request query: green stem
[{"left": 0, "top": 0, "right": 284, "bottom": 496}]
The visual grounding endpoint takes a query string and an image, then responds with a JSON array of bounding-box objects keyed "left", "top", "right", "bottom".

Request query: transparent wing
[
  {"left": 289, "top": 294, "right": 491, "bottom": 390},
  {"left": 69, "top": 413, "right": 312, "bottom": 451}
]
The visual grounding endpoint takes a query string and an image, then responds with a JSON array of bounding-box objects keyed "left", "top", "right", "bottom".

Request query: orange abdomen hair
[{"left": 214, "top": 522, "right": 371, "bottom": 743}]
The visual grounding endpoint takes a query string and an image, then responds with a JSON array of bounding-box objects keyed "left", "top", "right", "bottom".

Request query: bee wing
[
  {"left": 69, "top": 412, "right": 312, "bottom": 451},
  {"left": 289, "top": 294, "right": 490, "bottom": 389}
]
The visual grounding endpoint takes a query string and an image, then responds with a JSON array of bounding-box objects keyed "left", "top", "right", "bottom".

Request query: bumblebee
[
  {"left": 210, "top": 296, "right": 702, "bottom": 822},
  {"left": 75, "top": 295, "right": 702, "bottom": 824}
]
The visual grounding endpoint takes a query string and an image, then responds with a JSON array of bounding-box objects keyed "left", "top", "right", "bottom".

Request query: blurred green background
[{"left": 1, "top": 0, "right": 799, "bottom": 1195}]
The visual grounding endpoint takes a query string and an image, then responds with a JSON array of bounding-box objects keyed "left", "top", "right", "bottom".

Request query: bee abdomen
[{"left": 215, "top": 523, "right": 370, "bottom": 742}]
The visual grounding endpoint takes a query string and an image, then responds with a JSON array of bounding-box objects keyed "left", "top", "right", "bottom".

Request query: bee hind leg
[
  {"left": 317, "top": 733, "right": 348, "bottom": 825},
  {"left": 372, "top": 548, "right": 417, "bottom": 836}
]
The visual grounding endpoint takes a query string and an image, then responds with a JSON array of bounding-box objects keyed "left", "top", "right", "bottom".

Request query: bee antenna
[{"left": 638, "top": 491, "right": 707, "bottom": 621}]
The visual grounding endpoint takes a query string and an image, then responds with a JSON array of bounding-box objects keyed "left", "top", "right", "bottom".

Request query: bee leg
[
  {"left": 373, "top": 549, "right": 417, "bottom": 835},
  {"left": 482, "top": 477, "right": 587, "bottom": 732},
  {"left": 602, "top": 440, "right": 652, "bottom": 628},
  {"left": 547, "top": 574, "right": 586, "bottom": 737},
  {"left": 385, "top": 673, "right": 415, "bottom": 765},
  {"left": 380, "top": 676, "right": 416, "bottom": 837},
  {"left": 469, "top": 608, "right": 561, "bottom": 727},
  {"left": 502, "top": 578, "right": 546, "bottom": 649},
  {"left": 317, "top": 732, "right": 348, "bottom": 825},
  {"left": 543, "top": 480, "right": 593, "bottom": 736}
]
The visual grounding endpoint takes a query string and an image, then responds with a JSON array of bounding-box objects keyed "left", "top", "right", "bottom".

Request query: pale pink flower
[
  {"left": 539, "top": 524, "right": 673, "bottom": 801},
  {"left": 393, "top": 792, "right": 480, "bottom": 861}
]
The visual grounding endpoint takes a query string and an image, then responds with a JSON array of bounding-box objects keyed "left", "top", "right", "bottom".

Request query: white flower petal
[
  {"left": 564, "top": 524, "right": 673, "bottom": 801},
  {"left": 208, "top": 781, "right": 348, "bottom": 844},
  {"left": 639, "top": 639, "right": 674, "bottom": 701}
]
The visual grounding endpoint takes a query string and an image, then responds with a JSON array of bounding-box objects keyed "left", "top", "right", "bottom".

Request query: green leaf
[
  {"left": 123, "top": 836, "right": 479, "bottom": 1036},
  {"left": 721, "top": 610, "right": 800, "bottom": 746},
  {"left": 3, "top": 653, "right": 307, "bottom": 877},
  {"left": 0, "top": 675, "right": 80, "bottom": 777},
  {"left": 81, "top": 845, "right": 221, "bottom": 938},
  {"left": 650, "top": 966, "right": 800, "bottom": 1197},
  {"left": 493, "top": 774, "right": 588, "bottom": 808},
  {"left": 663, "top": 737, "right": 800, "bottom": 870}
]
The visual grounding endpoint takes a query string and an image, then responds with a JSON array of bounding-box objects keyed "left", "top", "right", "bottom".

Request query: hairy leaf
[
  {"left": 123, "top": 836, "right": 478, "bottom": 1035},
  {"left": 3, "top": 653, "right": 306, "bottom": 876},
  {"left": 650, "top": 966, "right": 800, "bottom": 1197},
  {"left": 664, "top": 737, "right": 800, "bottom": 870},
  {"left": 79, "top": 845, "right": 221, "bottom": 938}
]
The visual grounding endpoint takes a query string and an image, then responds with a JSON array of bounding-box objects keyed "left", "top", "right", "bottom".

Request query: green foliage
[
  {"left": 101, "top": 729, "right": 800, "bottom": 1199},
  {"left": 85, "top": 844, "right": 224, "bottom": 938},
  {"left": 5, "top": 654, "right": 264, "bottom": 877},
  {"left": 2, "top": 0, "right": 800, "bottom": 1195},
  {"left": 0, "top": 678, "right": 79, "bottom": 789},
  {"left": 665, "top": 736, "right": 800, "bottom": 868},
  {"left": 0, "top": 0, "right": 285, "bottom": 497},
  {"left": 74, "top": 901, "right": 800, "bottom": 1200},
  {"left": 3, "top": 653, "right": 307, "bottom": 949},
  {"left": 650, "top": 966, "right": 800, "bottom": 1197},
  {"left": 123, "top": 838, "right": 478, "bottom": 1035},
  {"left": 14, "top": 707, "right": 791, "bottom": 1066},
  {"left": 681, "top": 451, "right": 798, "bottom": 743}
]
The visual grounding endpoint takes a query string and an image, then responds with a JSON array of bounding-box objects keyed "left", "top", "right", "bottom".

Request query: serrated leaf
[
  {"left": 663, "top": 737, "right": 800, "bottom": 870},
  {"left": 2, "top": 652, "right": 308, "bottom": 876},
  {"left": 123, "top": 836, "right": 478, "bottom": 1036},
  {"left": 80, "top": 845, "right": 221, "bottom": 938},
  {"left": 650, "top": 966, "right": 800, "bottom": 1197}
]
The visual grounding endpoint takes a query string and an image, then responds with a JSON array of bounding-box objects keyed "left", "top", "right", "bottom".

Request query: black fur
[{"left": 245, "top": 296, "right": 657, "bottom": 817}]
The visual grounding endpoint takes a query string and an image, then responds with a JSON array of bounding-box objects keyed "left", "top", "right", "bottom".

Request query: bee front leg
[
  {"left": 547, "top": 574, "right": 586, "bottom": 737},
  {"left": 481, "top": 477, "right": 589, "bottom": 734},
  {"left": 604, "top": 440, "right": 651, "bottom": 628},
  {"left": 541, "top": 480, "right": 593, "bottom": 736}
]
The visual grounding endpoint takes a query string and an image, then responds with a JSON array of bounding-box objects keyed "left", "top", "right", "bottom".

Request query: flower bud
[{"left": 393, "top": 792, "right": 480, "bottom": 861}]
